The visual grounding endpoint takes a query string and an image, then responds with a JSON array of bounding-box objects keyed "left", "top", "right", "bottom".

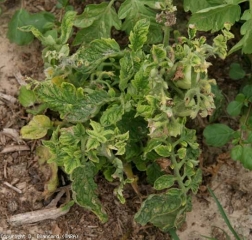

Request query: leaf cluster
[
  {"left": 15, "top": 0, "right": 232, "bottom": 234},
  {"left": 184, "top": 0, "right": 252, "bottom": 54}
]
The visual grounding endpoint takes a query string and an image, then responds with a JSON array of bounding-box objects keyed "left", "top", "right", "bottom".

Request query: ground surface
[{"left": 0, "top": 1, "right": 252, "bottom": 240}]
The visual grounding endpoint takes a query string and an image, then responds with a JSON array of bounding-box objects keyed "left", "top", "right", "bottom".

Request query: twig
[
  {"left": 0, "top": 92, "right": 17, "bottom": 104},
  {"left": 1, "top": 145, "right": 30, "bottom": 153},
  {"left": 3, "top": 181, "right": 22, "bottom": 194},
  {"left": 13, "top": 72, "right": 26, "bottom": 86},
  {"left": 2, "top": 128, "right": 22, "bottom": 143},
  {"left": 8, "top": 207, "right": 70, "bottom": 226}
]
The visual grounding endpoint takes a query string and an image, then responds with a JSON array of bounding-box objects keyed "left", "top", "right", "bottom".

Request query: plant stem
[
  {"left": 123, "top": 163, "right": 141, "bottom": 195},
  {"left": 163, "top": 26, "right": 171, "bottom": 47},
  {"left": 169, "top": 228, "right": 180, "bottom": 240},
  {"left": 108, "top": 0, "right": 116, "bottom": 8},
  {"left": 170, "top": 147, "right": 187, "bottom": 197}
]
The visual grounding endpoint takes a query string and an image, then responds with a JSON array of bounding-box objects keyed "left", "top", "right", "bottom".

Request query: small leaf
[
  {"left": 229, "top": 63, "right": 246, "bottom": 80},
  {"left": 154, "top": 145, "right": 171, "bottom": 157},
  {"left": 154, "top": 175, "right": 175, "bottom": 190},
  {"left": 86, "top": 137, "right": 100, "bottom": 151},
  {"left": 18, "top": 86, "right": 36, "bottom": 107},
  {"left": 242, "top": 85, "right": 252, "bottom": 99},
  {"left": 100, "top": 104, "right": 124, "bottom": 127},
  {"left": 231, "top": 145, "right": 242, "bottom": 160},
  {"left": 227, "top": 100, "right": 243, "bottom": 116},
  {"left": 241, "top": 146, "right": 252, "bottom": 170},
  {"left": 203, "top": 124, "right": 234, "bottom": 147},
  {"left": 177, "top": 148, "right": 187, "bottom": 159},
  {"left": 21, "top": 115, "right": 51, "bottom": 139}
]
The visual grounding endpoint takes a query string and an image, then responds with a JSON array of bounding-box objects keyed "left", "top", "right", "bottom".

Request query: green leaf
[
  {"left": 154, "top": 175, "right": 176, "bottom": 190},
  {"left": 154, "top": 145, "right": 171, "bottom": 157},
  {"left": 100, "top": 104, "right": 124, "bottom": 127},
  {"left": 230, "top": 28, "right": 252, "bottom": 54},
  {"left": 62, "top": 148, "right": 82, "bottom": 174},
  {"left": 146, "top": 162, "right": 164, "bottom": 185},
  {"left": 189, "top": 169, "right": 202, "bottom": 194},
  {"left": 118, "top": 0, "right": 162, "bottom": 43},
  {"left": 7, "top": 9, "right": 34, "bottom": 45},
  {"left": 86, "top": 120, "right": 113, "bottom": 143},
  {"left": 86, "top": 137, "right": 100, "bottom": 151},
  {"left": 18, "top": 86, "right": 37, "bottom": 107},
  {"left": 242, "top": 85, "right": 252, "bottom": 99},
  {"left": 131, "top": 67, "right": 149, "bottom": 94},
  {"left": 241, "top": 146, "right": 252, "bottom": 170},
  {"left": 74, "top": 38, "right": 121, "bottom": 75},
  {"left": 229, "top": 63, "right": 246, "bottom": 80},
  {"left": 21, "top": 115, "right": 52, "bottom": 139},
  {"left": 134, "top": 191, "right": 188, "bottom": 231},
  {"left": 227, "top": 100, "right": 243, "bottom": 116},
  {"left": 129, "top": 19, "right": 150, "bottom": 52},
  {"left": 231, "top": 145, "right": 242, "bottom": 161},
  {"left": 71, "top": 163, "right": 108, "bottom": 223},
  {"left": 189, "top": 4, "right": 241, "bottom": 32},
  {"left": 203, "top": 124, "right": 234, "bottom": 147},
  {"left": 119, "top": 52, "right": 137, "bottom": 91},
  {"left": 59, "top": 11, "right": 76, "bottom": 44},
  {"left": 177, "top": 148, "right": 187, "bottom": 159},
  {"left": 7, "top": 9, "right": 55, "bottom": 45},
  {"left": 37, "top": 82, "right": 109, "bottom": 122},
  {"left": 183, "top": 0, "right": 211, "bottom": 13},
  {"left": 73, "top": 2, "right": 121, "bottom": 45}
]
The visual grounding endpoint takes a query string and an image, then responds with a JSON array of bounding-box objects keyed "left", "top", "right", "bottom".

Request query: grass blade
[{"left": 208, "top": 187, "right": 241, "bottom": 240}]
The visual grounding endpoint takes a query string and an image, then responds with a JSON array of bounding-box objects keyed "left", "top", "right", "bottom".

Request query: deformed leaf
[
  {"left": 118, "top": 0, "right": 162, "bottom": 43},
  {"left": 59, "top": 11, "right": 76, "bottom": 44},
  {"left": 189, "top": 168, "right": 202, "bottom": 194},
  {"left": 37, "top": 82, "right": 109, "bottom": 122},
  {"left": 74, "top": 38, "right": 121, "bottom": 75},
  {"left": 100, "top": 104, "right": 124, "bottom": 127},
  {"left": 129, "top": 19, "right": 150, "bottom": 52},
  {"left": 203, "top": 124, "right": 234, "bottom": 147},
  {"left": 71, "top": 163, "right": 108, "bottom": 223},
  {"left": 21, "top": 115, "right": 51, "bottom": 139}
]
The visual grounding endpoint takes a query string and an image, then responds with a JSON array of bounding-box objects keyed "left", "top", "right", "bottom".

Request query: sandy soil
[{"left": 0, "top": 1, "right": 252, "bottom": 240}]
